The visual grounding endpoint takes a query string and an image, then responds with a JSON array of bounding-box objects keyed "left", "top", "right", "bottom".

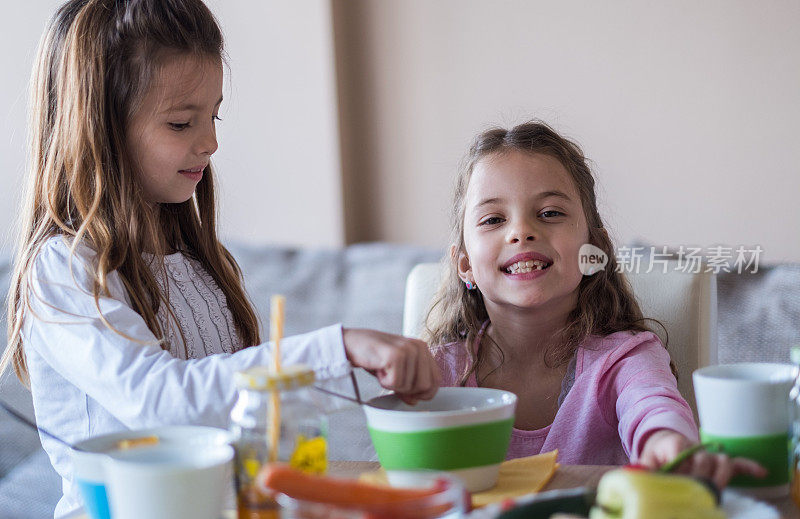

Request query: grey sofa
[{"left": 0, "top": 242, "right": 798, "bottom": 518}]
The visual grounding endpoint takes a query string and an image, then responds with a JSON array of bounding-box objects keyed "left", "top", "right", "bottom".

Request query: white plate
[
  {"left": 721, "top": 489, "right": 780, "bottom": 519},
  {"left": 464, "top": 487, "right": 780, "bottom": 518}
]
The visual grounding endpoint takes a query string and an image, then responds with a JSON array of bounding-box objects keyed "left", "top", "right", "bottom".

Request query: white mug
[
  {"left": 72, "top": 425, "right": 232, "bottom": 519},
  {"left": 104, "top": 443, "right": 234, "bottom": 519},
  {"left": 693, "top": 362, "right": 795, "bottom": 497}
]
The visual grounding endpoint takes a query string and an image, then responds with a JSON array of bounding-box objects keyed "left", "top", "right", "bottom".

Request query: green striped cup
[
  {"left": 693, "top": 363, "right": 795, "bottom": 498},
  {"left": 364, "top": 387, "right": 517, "bottom": 492}
]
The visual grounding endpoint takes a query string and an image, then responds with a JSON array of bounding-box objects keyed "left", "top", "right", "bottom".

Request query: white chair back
[{"left": 402, "top": 261, "right": 717, "bottom": 417}]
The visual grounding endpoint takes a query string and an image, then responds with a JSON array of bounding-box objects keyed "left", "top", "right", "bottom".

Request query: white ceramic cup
[
  {"left": 693, "top": 362, "right": 795, "bottom": 497},
  {"left": 72, "top": 425, "right": 231, "bottom": 519},
  {"left": 103, "top": 443, "right": 234, "bottom": 519}
]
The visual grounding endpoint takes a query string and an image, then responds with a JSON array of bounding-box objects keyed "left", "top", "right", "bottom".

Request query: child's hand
[
  {"left": 342, "top": 328, "right": 440, "bottom": 405},
  {"left": 639, "top": 430, "right": 768, "bottom": 490}
]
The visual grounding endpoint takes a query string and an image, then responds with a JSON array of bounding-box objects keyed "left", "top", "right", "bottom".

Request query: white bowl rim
[
  {"left": 693, "top": 362, "right": 795, "bottom": 385},
  {"left": 365, "top": 386, "right": 517, "bottom": 418},
  {"left": 105, "top": 443, "right": 235, "bottom": 470},
  {"left": 73, "top": 425, "right": 231, "bottom": 454}
]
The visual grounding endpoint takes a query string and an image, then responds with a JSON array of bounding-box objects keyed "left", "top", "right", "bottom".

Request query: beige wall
[
  {"left": 333, "top": 0, "right": 800, "bottom": 262},
  {"left": 210, "top": 0, "right": 344, "bottom": 247},
  {"left": 1, "top": 1, "right": 344, "bottom": 250},
  {"left": 3, "top": 1, "right": 799, "bottom": 261}
]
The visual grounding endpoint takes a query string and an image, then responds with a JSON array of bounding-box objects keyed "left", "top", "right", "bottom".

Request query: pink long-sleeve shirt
[{"left": 434, "top": 328, "right": 699, "bottom": 465}]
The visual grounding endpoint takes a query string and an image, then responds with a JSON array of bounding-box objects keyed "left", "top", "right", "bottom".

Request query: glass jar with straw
[{"left": 230, "top": 296, "right": 328, "bottom": 519}]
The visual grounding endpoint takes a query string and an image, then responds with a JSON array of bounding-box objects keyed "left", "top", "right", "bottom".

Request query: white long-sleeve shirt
[{"left": 21, "top": 236, "right": 351, "bottom": 517}]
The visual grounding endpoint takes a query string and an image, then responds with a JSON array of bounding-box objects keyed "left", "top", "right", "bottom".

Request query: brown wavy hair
[
  {"left": 423, "top": 121, "right": 671, "bottom": 385},
  {"left": 1, "top": 0, "right": 261, "bottom": 386}
]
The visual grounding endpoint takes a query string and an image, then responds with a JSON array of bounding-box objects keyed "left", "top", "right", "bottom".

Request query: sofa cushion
[
  {"left": 0, "top": 450, "right": 61, "bottom": 519},
  {"left": 717, "top": 266, "right": 800, "bottom": 364}
]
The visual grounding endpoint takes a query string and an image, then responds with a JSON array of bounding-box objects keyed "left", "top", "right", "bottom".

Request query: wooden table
[
  {"left": 71, "top": 461, "right": 800, "bottom": 518},
  {"left": 331, "top": 461, "right": 799, "bottom": 518}
]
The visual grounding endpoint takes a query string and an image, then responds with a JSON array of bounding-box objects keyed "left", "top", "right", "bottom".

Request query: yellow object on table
[
  {"left": 472, "top": 450, "right": 559, "bottom": 507},
  {"left": 359, "top": 450, "right": 559, "bottom": 509}
]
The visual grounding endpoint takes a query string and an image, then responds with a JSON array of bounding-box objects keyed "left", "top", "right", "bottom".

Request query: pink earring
[{"left": 465, "top": 281, "right": 477, "bottom": 291}]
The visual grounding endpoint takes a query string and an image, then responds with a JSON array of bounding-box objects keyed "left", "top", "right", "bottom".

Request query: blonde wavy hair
[
  {"left": 1, "top": 0, "right": 261, "bottom": 386},
  {"left": 424, "top": 121, "right": 671, "bottom": 385}
]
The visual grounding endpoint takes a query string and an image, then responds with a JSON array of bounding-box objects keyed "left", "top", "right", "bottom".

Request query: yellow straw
[
  {"left": 270, "top": 295, "right": 285, "bottom": 372},
  {"left": 268, "top": 295, "right": 285, "bottom": 462}
]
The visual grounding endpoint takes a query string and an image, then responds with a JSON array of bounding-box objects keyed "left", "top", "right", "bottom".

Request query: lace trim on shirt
[
  {"left": 159, "top": 264, "right": 197, "bottom": 359},
  {"left": 167, "top": 259, "right": 216, "bottom": 357},
  {"left": 190, "top": 257, "right": 240, "bottom": 352},
  {"left": 222, "top": 301, "right": 243, "bottom": 351},
  {"left": 151, "top": 264, "right": 186, "bottom": 359},
  {"left": 185, "top": 257, "right": 239, "bottom": 354},
  {"left": 191, "top": 260, "right": 244, "bottom": 352},
  {"left": 147, "top": 253, "right": 242, "bottom": 359}
]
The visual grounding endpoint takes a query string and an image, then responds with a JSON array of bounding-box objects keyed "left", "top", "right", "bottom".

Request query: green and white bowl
[{"left": 364, "top": 387, "right": 516, "bottom": 492}]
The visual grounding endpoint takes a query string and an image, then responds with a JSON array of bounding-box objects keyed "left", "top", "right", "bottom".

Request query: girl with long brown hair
[
  {"left": 1, "top": 1, "right": 438, "bottom": 516},
  {"left": 426, "top": 120, "right": 764, "bottom": 489}
]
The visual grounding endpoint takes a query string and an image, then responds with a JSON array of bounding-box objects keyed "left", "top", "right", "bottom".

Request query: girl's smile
[
  {"left": 501, "top": 251, "right": 553, "bottom": 280},
  {"left": 459, "top": 150, "right": 589, "bottom": 313},
  {"left": 178, "top": 165, "right": 207, "bottom": 182}
]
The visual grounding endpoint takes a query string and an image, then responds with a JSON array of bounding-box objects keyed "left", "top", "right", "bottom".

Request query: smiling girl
[
  {"left": 425, "top": 121, "right": 765, "bottom": 489},
  {"left": 0, "top": 1, "right": 438, "bottom": 516}
]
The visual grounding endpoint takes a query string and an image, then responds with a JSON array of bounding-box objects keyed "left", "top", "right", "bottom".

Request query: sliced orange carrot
[{"left": 257, "top": 463, "right": 443, "bottom": 508}]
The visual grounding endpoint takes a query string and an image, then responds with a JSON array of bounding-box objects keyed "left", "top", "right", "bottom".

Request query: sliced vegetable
[
  {"left": 658, "top": 442, "right": 724, "bottom": 474},
  {"left": 258, "top": 463, "right": 442, "bottom": 507},
  {"left": 589, "top": 469, "right": 725, "bottom": 519},
  {"left": 258, "top": 463, "right": 467, "bottom": 518}
]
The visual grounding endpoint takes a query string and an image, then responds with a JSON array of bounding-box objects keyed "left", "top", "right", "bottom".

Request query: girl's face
[
  {"left": 127, "top": 55, "right": 223, "bottom": 204},
  {"left": 458, "top": 150, "right": 590, "bottom": 314}
]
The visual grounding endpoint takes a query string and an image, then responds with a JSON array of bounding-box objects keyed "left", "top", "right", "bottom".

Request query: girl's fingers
[
  {"left": 378, "top": 348, "right": 402, "bottom": 389},
  {"left": 710, "top": 453, "right": 734, "bottom": 490},
  {"left": 706, "top": 456, "right": 766, "bottom": 490},
  {"left": 391, "top": 340, "right": 418, "bottom": 399},
  {"left": 731, "top": 457, "right": 768, "bottom": 478},
  {"left": 413, "top": 349, "right": 432, "bottom": 397},
  {"left": 424, "top": 361, "right": 441, "bottom": 399},
  {"left": 690, "top": 452, "right": 715, "bottom": 480},
  {"left": 400, "top": 352, "right": 419, "bottom": 404},
  {"left": 402, "top": 342, "right": 417, "bottom": 393},
  {"left": 341, "top": 328, "right": 438, "bottom": 401},
  {"left": 672, "top": 457, "right": 693, "bottom": 474},
  {"left": 397, "top": 344, "right": 440, "bottom": 404},
  {"left": 640, "top": 435, "right": 769, "bottom": 490},
  {"left": 406, "top": 368, "right": 439, "bottom": 403}
]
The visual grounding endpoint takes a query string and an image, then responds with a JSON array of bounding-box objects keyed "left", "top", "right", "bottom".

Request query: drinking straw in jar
[{"left": 268, "top": 295, "right": 285, "bottom": 462}]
